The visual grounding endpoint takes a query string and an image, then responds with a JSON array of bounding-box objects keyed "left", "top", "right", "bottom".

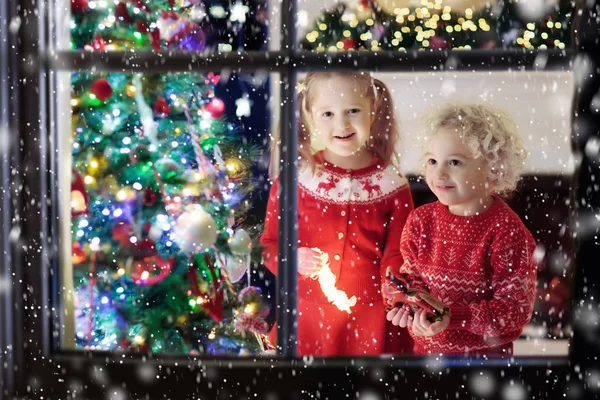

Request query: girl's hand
[
  {"left": 410, "top": 308, "right": 451, "bottom": 337},
  {"left": 386, "top": 307, "right": 413, "bottom": 327},
  {"left": 297, "top": 247, "right": 322, "bottom": 277}
]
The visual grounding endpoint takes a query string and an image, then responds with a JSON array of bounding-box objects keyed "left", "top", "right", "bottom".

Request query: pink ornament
[{"left": 204, "top": 98, "right": 225, "bottom": 119}]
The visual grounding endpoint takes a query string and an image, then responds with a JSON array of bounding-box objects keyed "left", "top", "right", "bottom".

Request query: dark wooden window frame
[{"left": 1, "top": 0, "right": 599, "bottom": 398}]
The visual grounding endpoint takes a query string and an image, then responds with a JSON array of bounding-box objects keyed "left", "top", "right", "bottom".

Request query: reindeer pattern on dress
[{"left": 299, "top": 165, "right": 407, "bottom": 205}]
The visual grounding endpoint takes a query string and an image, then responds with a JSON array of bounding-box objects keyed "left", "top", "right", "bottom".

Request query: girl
[
  {"left": 385, "top": 103, "right": 537, "bottom": 356},
  {"left": 261, "top": 72, "right": 414, "bottom": 356}
]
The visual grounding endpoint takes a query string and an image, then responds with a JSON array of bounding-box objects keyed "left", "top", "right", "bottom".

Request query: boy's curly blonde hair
[{"left": 424, "top": 103, "right": 528, "bottom": 197}]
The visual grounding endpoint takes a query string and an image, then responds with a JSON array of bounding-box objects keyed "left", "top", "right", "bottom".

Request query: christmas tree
[
  {"left": 69, "top": 0, "right": 272, "bottom": 355},
  {"left": 299, "top": 0, "right": 572, "bottom": 51}
]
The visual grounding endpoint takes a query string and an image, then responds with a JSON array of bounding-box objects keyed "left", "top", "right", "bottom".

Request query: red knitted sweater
[{"left": 398, "top": 198, "right": 537, "bottom": 355}]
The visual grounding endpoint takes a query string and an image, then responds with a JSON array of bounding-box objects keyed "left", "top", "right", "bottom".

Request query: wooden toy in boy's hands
[{"left": 383, "top": 271, "right": 449, "bottom": 322}]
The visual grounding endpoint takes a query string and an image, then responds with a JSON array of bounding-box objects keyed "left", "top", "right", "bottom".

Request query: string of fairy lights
[{"left": 300, "top": 0, "right": 570, "bottom": 51}]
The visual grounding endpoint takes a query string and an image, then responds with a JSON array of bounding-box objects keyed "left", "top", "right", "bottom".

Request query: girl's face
[
  {"left": 425, "top": 127, "right": 493, "bottom": 216},
  {"left": 308, "top": 76, "right": 373, "bottom": 168}
]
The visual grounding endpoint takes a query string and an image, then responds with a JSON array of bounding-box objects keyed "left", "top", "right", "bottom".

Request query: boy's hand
[
  {"left": 410, "top": 308, "right": 451, "bottom": 337},
  {"left": 297, "top": 247, "right": 322, "bottom": 277},
  {"left": 386, "top": 307, "right": 413, "bottom": 327}
]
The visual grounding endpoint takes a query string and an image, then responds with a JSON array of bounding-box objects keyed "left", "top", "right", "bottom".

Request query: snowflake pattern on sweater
[{"left": 398, "top": 198, "right": 538, "bottom": 355}]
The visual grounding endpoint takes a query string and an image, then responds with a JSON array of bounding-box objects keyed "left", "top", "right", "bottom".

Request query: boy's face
[{"left": 425, "top": 127, "right": 493, "bottom": 216}]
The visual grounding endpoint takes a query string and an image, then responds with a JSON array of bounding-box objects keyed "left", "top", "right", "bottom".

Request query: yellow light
[
  {"left": 527, "top": 23, "right": 536, "bottom": 30},
  {"left": 517, "top": 38, "right": 524, "bottom": 45},
  {"left": 244, "top": 304, "right": 256, "bottom": 314},
  {"left": 555, "top": 22, "right": 562, "bottom": 29},
  {"left": 196, "top": 296, "right": 205, "bottom": 304},
  {"left": 454, "top": 24, "right": 461, "bottom": 32},
  {"left": 547, "top": 21, "right": 554, "bottom": 28},
  {"left": 434, "top": 3, "right": 441, "bottom": 9},
  {"left": 443, "top": 6, "right": 451, "bottom": 12},
  {"left": 458, "top": 17, "right": 465, "bottom": 24},
  {"left": 116, "top": 190, "right": 127, "bottom": 201},
  {"left": 118, "top": 268, "right": 125, "bottom": 275},
  {"left": 558, "top": 42, "right": 565, "bottom": 49},
  {"left": 401, "top": 27, "right": 410, "bottom": 33},
  {"left": 442, "top": 13, "right": 451, "bottom": 21},
  {"left": 319, "top": 23, "right": 327, "bottom": 31},
  {"left": 392, "top": 39, "right": 399, "bottom": 46},
  {"left": 395, "top": 16, "right": 404, "bottom": 23},
  {"left": 366, "top": 18, "right": 374, "bottom": 26},
  {"left": 446, "top": 26, "right": 453, "bottom": 33},
  {"left": 312, "top": 249, "right": 357, "bottom": 313},
  {"left": 208, "top": 331, "right": 216, "bottom": 340},
  {"left": 343, "top": 30, "right": 351, "bottom": 38},
  {"left": 134, "top": 335, "right": 144, "bottom": 345},
  {"left": 465, "top": 8, "right": 473, "bottom": 17},
  {"left": 70, "top": 99, "right": 79, "bottom": 106},
  {"left": 415, "top": 26, "right": 423, "bottom": 32},
  {"left": 422, "top": 40, "right": 430, "bottom": 47},
  {"left": 84, "top": 175, "right": 95, "bottom": 185},
  {"left": 541, "top": 32, "right": 548, "bottom": 39},
  {"left": 336, "top": 41, "right": 344, "bottom": 49},
  {"left": 408, "top": 15, "right": 415, "bottom": 22}
]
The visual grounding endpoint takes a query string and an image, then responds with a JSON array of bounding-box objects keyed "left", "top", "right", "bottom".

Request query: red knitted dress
[
  {"left": 261, "top": 156, "right": 414, "bottom": 356},
  {"left": 398, "top": 198, "right": 537, "bottom": 356}
]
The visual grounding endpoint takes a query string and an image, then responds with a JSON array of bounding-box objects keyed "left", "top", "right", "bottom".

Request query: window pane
[
  {"left": 298, "top": 0, "right": 572, "bottom": 51},
  {"left": 58, "top": 70, "right": 275, "bottom": 355},
  {"left": 55, "top": 0, "right": 270, "bottom": 52},
  {"left": 287, "top": 70, "right": 572, "bottom": 357}
]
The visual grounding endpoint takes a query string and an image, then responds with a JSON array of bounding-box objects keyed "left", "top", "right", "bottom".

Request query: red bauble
[
  {"left": 136, "top": 20, "right": 149, "bottom": 33},
  {"left": 90, "top": 78, "right": 113, "bottom": 101},
  {"left": 71, "top": 0, "right": 89, "bottom": 14},
  {"left": 143, "top": 186, "right": 158, "bottom": 205},
  {"left": 204, "top": 98, "right": 225, "bottom": 119},
  {"left": 150, "top": 29, "right": 161, "bottom": 51},
  {"left": 341, "top": 38, "right": 356, "bottom": 50},
  {"left": 152, "top": 97, "right": 170, "bottom": 117},
  {"left": 115, "top": 2, "right": 134, "bottom": 23}
]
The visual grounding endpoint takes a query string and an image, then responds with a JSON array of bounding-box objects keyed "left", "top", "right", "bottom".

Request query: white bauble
[
  {"left": 217, "top": 255, "right": 249, "bottom": 283},
  {"left": 228, "top": 229, "right": 251, "bottom": 256},
  {"left": 173, "top": 205, "right": 217, "bottom": 253}
]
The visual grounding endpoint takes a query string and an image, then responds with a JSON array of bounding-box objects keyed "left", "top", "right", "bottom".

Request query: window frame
[{"left": 1, "top": 0, "right": 599, "bottom": 397}]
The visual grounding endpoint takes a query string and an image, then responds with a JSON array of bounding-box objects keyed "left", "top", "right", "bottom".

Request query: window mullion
[{"left": 277, "top": 0, "right": 299, "bottom": 358}]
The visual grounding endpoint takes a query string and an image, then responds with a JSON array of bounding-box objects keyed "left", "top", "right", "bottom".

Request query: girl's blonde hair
[
  {"left": 269, "top": 72, "right": 399, "bottom": 177},
  {"left": 424, "top": 103, "right": 528, "bottom": 197}
]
